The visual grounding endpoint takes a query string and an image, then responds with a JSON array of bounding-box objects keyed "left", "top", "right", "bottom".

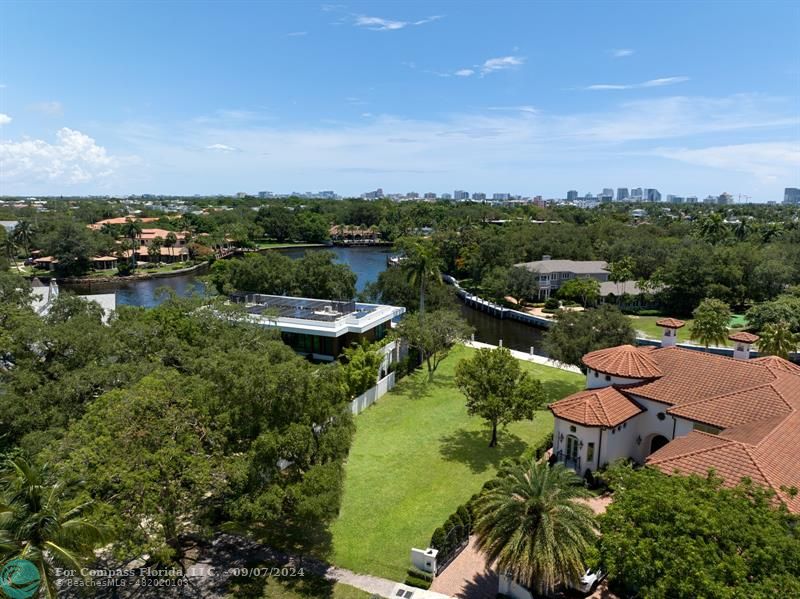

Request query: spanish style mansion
[{"left": 549, "top": 318, "right": 800, "bottom": 513}]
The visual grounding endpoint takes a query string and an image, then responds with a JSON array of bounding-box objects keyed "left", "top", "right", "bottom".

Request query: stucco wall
[{"left": 585, "top": 369, "right": 645, "bottom": 389}]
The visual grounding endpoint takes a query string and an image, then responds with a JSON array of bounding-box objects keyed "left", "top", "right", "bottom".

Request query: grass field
[
  {"left": 629, "top": 315, "right": 747, "bottom": 347},
  {"left": 225, "top": 567, "right": 371, "bottom": 599},
  {"left": 329, "top": 345, "right": 584, "bottom": 580}
]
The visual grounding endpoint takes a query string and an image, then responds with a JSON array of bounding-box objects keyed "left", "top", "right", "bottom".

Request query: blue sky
[{"left": 0, "top": 1, "right": 798, "bottom": 200}]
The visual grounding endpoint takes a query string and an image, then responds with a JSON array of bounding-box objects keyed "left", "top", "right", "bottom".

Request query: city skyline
[{"left": 0, "top": 1, "right": 798, "bottom": 200}]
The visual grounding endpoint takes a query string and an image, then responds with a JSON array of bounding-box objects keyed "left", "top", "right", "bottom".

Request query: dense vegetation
[
  {"left": 600, "top": 464, "right": 800, "bottom": 598},
  {"left": 0, "top": 273, "right": 377, "bottom": 577}
]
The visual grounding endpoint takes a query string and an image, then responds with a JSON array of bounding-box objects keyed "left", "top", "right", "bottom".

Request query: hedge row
[{"left": 429, "top": 503, "right": 472, "bottom": 560}]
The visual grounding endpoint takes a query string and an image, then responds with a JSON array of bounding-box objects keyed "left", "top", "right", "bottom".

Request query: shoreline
[{"left": 49, "top": 261, "right": 211, "bottom": 290}]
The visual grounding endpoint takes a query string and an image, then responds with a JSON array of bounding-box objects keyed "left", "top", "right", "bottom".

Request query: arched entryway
[{"left": 649, "top": 434, "right": 669, "bottom": 455}]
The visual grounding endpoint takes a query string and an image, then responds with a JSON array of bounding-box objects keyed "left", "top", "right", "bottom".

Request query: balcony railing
[{"left": 555, "top": 450, "right": 581, "bottom": 472}]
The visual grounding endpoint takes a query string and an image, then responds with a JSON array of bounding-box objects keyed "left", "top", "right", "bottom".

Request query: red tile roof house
[{"left": 548, "top": 319, "right": 800, "bottom": 513}]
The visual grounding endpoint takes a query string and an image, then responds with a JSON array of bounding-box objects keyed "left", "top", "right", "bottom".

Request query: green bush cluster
[
  {"left": 544, "top": 297, "right": 560, "bottom": 310},
  {"left": 429, "top": 503, "right": 472, "bottom": 560}
]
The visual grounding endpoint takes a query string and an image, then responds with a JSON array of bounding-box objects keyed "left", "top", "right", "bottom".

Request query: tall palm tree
[
  {"left": 12, "top": 220, "right": 35, "bottom": 258},
  {"left": 733, "top": 218, "right": 753, "bottom": 241},
  {"left": 121, "top": 218, "right": 143, "bottom": 270},
  {"left": 165, "top": 231, "right": 178, "bottom": 260},
  {"left": 0, "top": 458, "right": 104, "bottom": 598},
  {"left": 400, "top": 238, "right": 442, "bottom": 315},
  {"left": 473, "top": 461, "right": 597, "bottom": 596},
  {"left": 2, "top": 237, "right": 19, "bottom": 271},
  {"left": 758, "top": 321, "right": 800, "bottom": 359}
]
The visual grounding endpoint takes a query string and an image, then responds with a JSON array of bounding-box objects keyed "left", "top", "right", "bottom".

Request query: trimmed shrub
[
  {"left": 456, "top": 504, "right": 472, "bottom": 534},
  {"left": 405, "top": 575, "right": 431, "bottom": 590},
  {"left": 544, "top": 297, "right": 560, "bottom": 310},
  {"left": 407, "top": 568, "right": 433, "bottom": 583},
  {"left": 430, "top": 526, "right": 446, "bottom": 550}
]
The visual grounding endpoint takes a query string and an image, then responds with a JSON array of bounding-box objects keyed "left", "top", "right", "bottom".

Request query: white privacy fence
[{"left": 350, "top": 371, "right": 396, "bottom": 415}]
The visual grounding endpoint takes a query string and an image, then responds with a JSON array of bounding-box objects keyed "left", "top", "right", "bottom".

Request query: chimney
[
  {"left": 728, "top": 332, "right": 759, "bottom": 360},
  {"left": 541, "top": 254, "right": 551, "bottom": 261},
  {"left": 655, "top": 318, "right": 685, "bottom": 348}
]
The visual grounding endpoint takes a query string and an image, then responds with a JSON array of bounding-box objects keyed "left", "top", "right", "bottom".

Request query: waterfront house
[
  {"left": 548, "top": 319, "right": 800, "bottom": 513},
  {"left": 230, "top": 293, "right": 405, "bottom": 362},
  {"left": 514, "top": 256, "right": 609, "bottom": 299}
]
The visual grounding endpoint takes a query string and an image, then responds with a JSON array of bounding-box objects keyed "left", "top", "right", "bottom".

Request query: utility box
[{"left": 410, "top": 547, "right": 438, "bottom": 574}]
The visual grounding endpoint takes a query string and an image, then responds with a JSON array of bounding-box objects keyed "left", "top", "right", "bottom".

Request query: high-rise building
[
  {"left": 717, "top": 192, "right": 734, "bottom": 205},
  {"left": 685, "top": 196, "right": 698, "bottom": 203},
  {"left": 567, "top": 190, "right": 578, "bottom": 201},
  {"left": 258, "top": 191, "right": 272, "bottom": 198},
  {"left": 441, "top": 193, "right": 452, "bottom": 200},
  {"left": 492, "top": 193, "right": 510, "bottom": 201},
  {"left": 602, "top": 188, "right": 614, "bottom": 198},
  {"left": 423, "top": 192, "right": 437, "bottom": 200},
  {"left": 362, "top": 188, "right": 384, "bottom": 199},
  {"left": 784, "top": 187, "right": 800, "bottom": 205},
  {"left": 454, "top": 190, "right": 470, "bottom": 201},
  {"left": 406, "top": 192, "right": 419, "bottom": 199},
  {"left": 646, "top": 188, "right": 661, "bottom": 202},
  {"left": 666, "top": 195, "right": 684, "bottom": 204},
  {"left": 472, "top": 192, "right": 486, "bottom": 201},
  {"left": 616, "top": 188, "right": 629, "bottom": 201},
  {"left": 631, "top": 187, "right": 643, "bottom": 199}
]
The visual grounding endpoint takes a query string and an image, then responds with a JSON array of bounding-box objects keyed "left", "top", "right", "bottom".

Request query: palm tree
[
  {"left": 121, "top": 218, "right": 143, "bottom": 270},
  {"left": 758, "top": 321, "right": 800, "bottom": 359},
  {"left": 165, "top": 231, "right": 178, "bottom": 261},
  {"left": 12, "top": 220, "right": 35, "bottom": 258},
  {"left": 400, "top": 238, "right": 442, "bottom": 315},
  {"left": 733, "top": 218, "right": 753, "bottom": 241},
  {"left": 759, "top": 222, "right": 784, "bottom": 243},
  {"left": 473, "top": 461, "right": 597, "bottom": 596},
  {"left": 698, "top": 212, "right": 729, "bottom": 245},
  {"left": 2, "top": 237, "right": 19, "bottom": 271},
  {"left": 0, "top": 457, "right": 104, "bottom": 598}
]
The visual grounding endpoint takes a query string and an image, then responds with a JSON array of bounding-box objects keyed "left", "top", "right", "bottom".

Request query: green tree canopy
[
  {"left": 557, "top": 277, "right": 601, "bottom": 307},
  {"left": 455, "top": 347, "right": 545, "bottom": 447},
  {"left": 690, "top": 298, "right": 732, "bottom": 348},
  {"left": 396, "top": 309, "right": 473, "bottom": 378},
  {"left": 544, "top": 305, "right": 636, "bottom": 371},
  {"left": 599, "top": 464, "right": 800, "bottom": 599}
]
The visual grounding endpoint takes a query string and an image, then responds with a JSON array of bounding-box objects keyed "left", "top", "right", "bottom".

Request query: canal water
[{"left": 69, "top": 246, "right": 548, "bottom": 355}]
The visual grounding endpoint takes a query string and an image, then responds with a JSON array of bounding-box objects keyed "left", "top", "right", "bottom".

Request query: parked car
[{"left": 569, "top": 568, "right": 605, "bottom": 594}]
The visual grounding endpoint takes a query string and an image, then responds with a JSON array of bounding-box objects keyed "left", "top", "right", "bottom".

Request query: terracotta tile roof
[
  {"left": 629, "top": 347, "right": 775, "bottom": 407},
  {"left": 752, "top": 355, "right": 800, "bottom": 376},
  {"left": 549, "top": 386, "right": 643, "bottom": 427},
  {"left": 655, "top": 317, "right": 686, "bottom": 329},
  {"left": 666, "top": 381, "right": 793, "bottom": 429},
  {"left": 728, "top": 331, "right": 760, "bottom": 343},
  {"left": 582, "top": 345, "right": 663, "bottom": 379}
]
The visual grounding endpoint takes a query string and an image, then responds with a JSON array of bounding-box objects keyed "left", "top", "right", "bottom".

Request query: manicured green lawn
[
  {"left": 330, "top": 345, "right": 584, "bottom": 580},
  {"left": 225, "top": 567, "right": 370, "bottom": 599},
  {"left": 629, "top": 315, "right": 747, "bottom": 347}
]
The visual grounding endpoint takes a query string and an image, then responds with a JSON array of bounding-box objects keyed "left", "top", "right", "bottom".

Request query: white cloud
[
  {"left": 205, "top": 143, "right": 238, "bottom": 152},
  {"left": 480, "top": 56, "right": 525, "bottom": 75},
  {"left": 450, "top": 56, "right": 525, "bottom": 78},
  {"left": 354, "top": 14, "right": 442, "bottom": 31},
  {"left": 612, "top": 48, "right": 634, "bottom": 57},
  {"left": 585, "top": 76, "right": 689, "bottom": 90},
  {"left": 488, "top": 106, "right": 539, "bottom": 114},
  {"left": 0, "top": 113, "right": 11, "bottom": 126},
  {"left": 287, "top": 31, "right": 307, "bottom": 37},
  {"left": 0, "top": 127, "right": 116, "bottom": 184},
  {"left": 654, "top": 142, "right": 800, "bottom": 182},
  {"left": 29, "top": 101, "right": 64, "bottom": 116}
]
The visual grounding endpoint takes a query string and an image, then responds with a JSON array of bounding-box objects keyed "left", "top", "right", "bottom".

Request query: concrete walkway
[
  {"left": 326, "top": 565, "right": 398, "bottom": 597},
  {"left": 464, "top": 340, "right": 583, "bottom": 374}
]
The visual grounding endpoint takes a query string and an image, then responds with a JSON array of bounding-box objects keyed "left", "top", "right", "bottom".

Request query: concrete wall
[{"left": 498, "top": 574, "right": 534, "bottom": 599}]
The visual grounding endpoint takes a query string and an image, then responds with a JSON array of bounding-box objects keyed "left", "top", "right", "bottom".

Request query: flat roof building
[{"left": 230, "top": 293, "right": 405, "bottom": 361}]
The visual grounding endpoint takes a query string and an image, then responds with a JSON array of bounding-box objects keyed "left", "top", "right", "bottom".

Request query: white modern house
[
  {"left": 549, "top": 318, "right": 800, "bottom": 514},
  {"left": 230, "top": 293, "right": 405, "bottom": 362}
]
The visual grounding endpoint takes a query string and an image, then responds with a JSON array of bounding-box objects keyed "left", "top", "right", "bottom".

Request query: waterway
[{"left": 69, "top": 246, "right": 548, "bottom": 354}]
